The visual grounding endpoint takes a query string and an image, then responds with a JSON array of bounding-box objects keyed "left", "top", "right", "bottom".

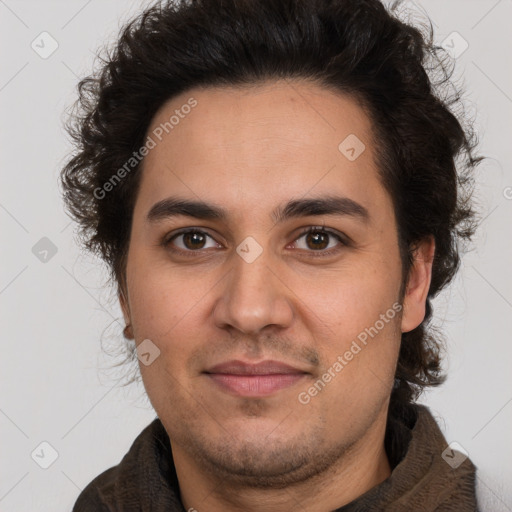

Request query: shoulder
[
  {"left": 72, "top": 466, "right": 118, "bottom": 512},
  {"left": 71, "top": 418, "right": 166, "bottom": 511}
]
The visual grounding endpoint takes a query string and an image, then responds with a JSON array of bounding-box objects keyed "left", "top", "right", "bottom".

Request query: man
[{"left": 61, "top": 0, "right": 482, "bottom": 509}]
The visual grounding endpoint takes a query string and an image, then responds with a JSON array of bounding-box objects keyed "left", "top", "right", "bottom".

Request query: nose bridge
[{"left": 213, "top": 237, "right": 293, "bottom": 334}]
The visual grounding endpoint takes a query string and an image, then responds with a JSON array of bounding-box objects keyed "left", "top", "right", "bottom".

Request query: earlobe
[
  {"left": 400, "top": 236, "right": 435, "bottom": 333},
  {"left": 119, "top": 288, "right": 134, "bottom": 339}
]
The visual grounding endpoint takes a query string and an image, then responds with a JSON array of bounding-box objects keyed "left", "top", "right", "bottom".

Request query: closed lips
[{"left": 204, "top": 360, "right": 308, "bottom": 375}]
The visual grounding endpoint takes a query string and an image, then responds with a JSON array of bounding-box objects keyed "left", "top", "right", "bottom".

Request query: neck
[{"left": 173, "top": 409, "right": 392, "bottom": 512}]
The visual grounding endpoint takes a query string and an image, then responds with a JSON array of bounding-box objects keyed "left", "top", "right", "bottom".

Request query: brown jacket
[{"left": 73, "top": 404, "right": 479, "bottom": 511}]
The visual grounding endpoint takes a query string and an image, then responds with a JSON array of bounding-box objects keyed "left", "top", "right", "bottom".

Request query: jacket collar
[{"left": 74, "top": 404, "right": 478, "bottom": 511}]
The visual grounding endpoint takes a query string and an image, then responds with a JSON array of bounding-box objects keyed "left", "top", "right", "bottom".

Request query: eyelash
[{"left": 160, "top": 226, "right": 349, "bottom": 259}]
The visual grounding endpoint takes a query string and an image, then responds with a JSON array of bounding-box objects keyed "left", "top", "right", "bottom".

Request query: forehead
[{"left": 135, "top": 79, "right": 390, "bottom": 224}]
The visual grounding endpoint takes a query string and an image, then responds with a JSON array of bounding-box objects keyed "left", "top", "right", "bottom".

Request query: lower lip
[{"left": 206, "top": 373, "right": 307, "bottom": 397}]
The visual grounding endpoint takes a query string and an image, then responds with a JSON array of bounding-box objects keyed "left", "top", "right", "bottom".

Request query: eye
[
  {"left": 290, "top": 226, "right": 347, "bottom": 257},
  {"left": 161, "top": 226, "right": 348, "bottom": 258},
  {"left": 162, "top": 229, "right": 221, "bottom": 253}
]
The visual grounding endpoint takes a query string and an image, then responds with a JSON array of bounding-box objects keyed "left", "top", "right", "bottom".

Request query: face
[{"left": 120, "top": 79, "right": 433, "bottom": 487}]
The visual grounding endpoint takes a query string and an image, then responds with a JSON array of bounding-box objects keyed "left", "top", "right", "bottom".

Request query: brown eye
[
  {"left": 181, "top": 231, "right": 207, "bottom": 250},
  {"left": 164, "top": 230, "right": 219, "bottom": 252},
  {"left": 304, "top": 231, "right": 329, "bottom": 250},
  {"left": 292, "top": 227, "right": 347, "bottom": 256}
]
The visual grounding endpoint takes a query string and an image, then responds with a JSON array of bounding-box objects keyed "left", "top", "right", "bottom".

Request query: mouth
[{"left": 203, "top": 359, "right": 309, "bottom": 397}]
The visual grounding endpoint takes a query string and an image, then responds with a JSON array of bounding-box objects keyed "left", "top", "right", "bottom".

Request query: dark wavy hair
[{"left": 60, "top": 0, "right": 482, "bottom": 423}]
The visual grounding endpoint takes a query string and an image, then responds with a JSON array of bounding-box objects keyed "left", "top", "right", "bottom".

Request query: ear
[
  {"left": 401, "top": 236, "right": 435, "bottom": 333},
  {"left": 119, "top": 287, "right": 134, "bottom": 339}
]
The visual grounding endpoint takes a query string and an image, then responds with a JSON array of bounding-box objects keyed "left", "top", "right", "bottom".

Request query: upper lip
[{"left": 204, "top": 360, "right": 308, "bottom": 375}]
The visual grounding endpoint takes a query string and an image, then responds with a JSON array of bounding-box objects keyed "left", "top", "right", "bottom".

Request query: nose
[{"left": 212, "top": 244, "right": 294, "bottom": 335}]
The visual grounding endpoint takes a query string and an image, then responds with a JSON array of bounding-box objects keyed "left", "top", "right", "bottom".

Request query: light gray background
[{"left": 1, "top": 0, "right": 511, "bottom": 510}]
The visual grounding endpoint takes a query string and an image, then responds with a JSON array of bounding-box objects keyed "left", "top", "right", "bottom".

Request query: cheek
[
  {"left": 126, "top": 253, "right": 209, "bottom": 339},
  {"left": 300, "top": 311, "right": 401, "bottom": 428},
  {"left": 293, "top": 255, "right": 402, "bottom": 397},
  {"left": 126, "top": 267, "right": 207, "bottom": 405},
  {"left": 295, "top": 257, "right": 401, "bottom": 337}
]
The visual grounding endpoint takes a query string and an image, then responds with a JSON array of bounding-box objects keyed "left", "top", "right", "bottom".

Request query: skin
[{"left": 119, "top": 79, "right": 435, "bottom": 511}]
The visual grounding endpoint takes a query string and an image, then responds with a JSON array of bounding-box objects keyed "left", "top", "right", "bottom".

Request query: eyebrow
[{"left": 146, "top": 195, "right": 370, "bottom": 225}]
